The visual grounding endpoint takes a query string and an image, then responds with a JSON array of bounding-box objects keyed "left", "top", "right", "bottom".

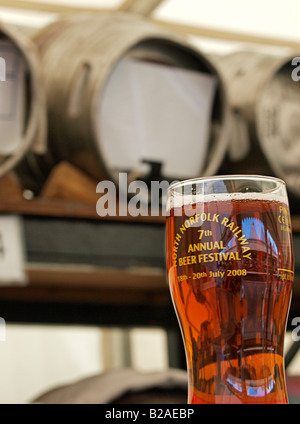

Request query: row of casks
[{"left": 0, "top": 12, "right": 299, "bottom": 210}]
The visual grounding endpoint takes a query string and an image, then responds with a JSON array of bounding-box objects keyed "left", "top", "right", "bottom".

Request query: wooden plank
[
  {"left": 26, "top": 264, "right": 167, "bottom": 291},
  {"left": 0, "top": 265, "right": 172, "bottom": 327},
  {"left": 151, "top": 19, "right": 300, "bottom": 49},
  {"left": 0, "top": 0, "right": 109, "bottom": 14},
  {"left": 0, "top": 0, "right": 163, "bottom": 16},
  {"left": 118, "top": 0, "right": 164, "bottom": 16},
  {"left": 0, "top": 197, "right": 166, "bottom": 224},
  {"left": 0, "top": 1, "right": 299, "bottom": 48},
  {"left": 3, "top": 198, "right": 299, "bottom": 229},
  {"left": 0, "top": 196, "right": 298, "bottom": 229},
  {"left": 0, "top": 264, "right": 169, "bottom": 305}
]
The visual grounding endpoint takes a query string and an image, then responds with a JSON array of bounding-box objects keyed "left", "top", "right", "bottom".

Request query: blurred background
[{"left": 0, "top": 0, "right": 300, "bottom": 404}]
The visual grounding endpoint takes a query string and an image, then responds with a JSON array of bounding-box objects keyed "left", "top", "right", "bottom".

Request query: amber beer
[{"left": 166, "top": 176, "right": 293, "bottom": 404}]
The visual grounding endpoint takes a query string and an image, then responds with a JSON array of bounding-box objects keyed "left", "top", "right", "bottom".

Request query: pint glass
[{"left": 166, "top": 175, "right": 293, "bottom": 404}]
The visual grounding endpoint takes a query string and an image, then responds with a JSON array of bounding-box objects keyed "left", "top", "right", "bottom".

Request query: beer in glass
[{"left": 166, "top": 175, "right": 293, "bottom": 404}]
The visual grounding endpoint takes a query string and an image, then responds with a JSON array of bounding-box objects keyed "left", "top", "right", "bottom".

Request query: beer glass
[{"left": 166, "top": 175, "right": 293, "bottom": 404}]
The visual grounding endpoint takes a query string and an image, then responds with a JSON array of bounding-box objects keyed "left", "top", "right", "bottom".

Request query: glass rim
[{"left": 168, "top": 174, "right": 286, "bottom": 193}]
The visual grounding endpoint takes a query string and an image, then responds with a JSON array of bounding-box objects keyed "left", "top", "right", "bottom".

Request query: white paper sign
[
  {"left": 0, "top": 216, "right": 27, "bottom": 286},
  {"left": 0, "top": 40, "right": 26, "bottom": 155},
  {"left": 99, "top": 59, "right": 217, "bottom": 179}
]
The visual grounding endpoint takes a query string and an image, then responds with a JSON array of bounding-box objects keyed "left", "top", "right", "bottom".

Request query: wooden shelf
[
  {"left": 1, "top": 197, "right": 300, "bottom": 229},
  {"left": 0, "top": 199, "right": 173, "bottom": 327},
  {"left": 0, "top": 197, "right": 166, "bottom": 224},
  {"left": 0, "top": 263, "right": 174, "bottom": 327},
  {"left": 0, "top": 197, "right": 299, "bottom": 328}
]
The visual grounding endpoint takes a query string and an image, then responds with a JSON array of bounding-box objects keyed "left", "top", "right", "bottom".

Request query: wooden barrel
[
  {"left": 32, "top": 12, "right": 230, "bottom": 194},
  {"left": 212, "top": 50, "right": 300, "bottom": 208},
  {"left": 0, "top": 22, "right": 46, "bottom": 180}
]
